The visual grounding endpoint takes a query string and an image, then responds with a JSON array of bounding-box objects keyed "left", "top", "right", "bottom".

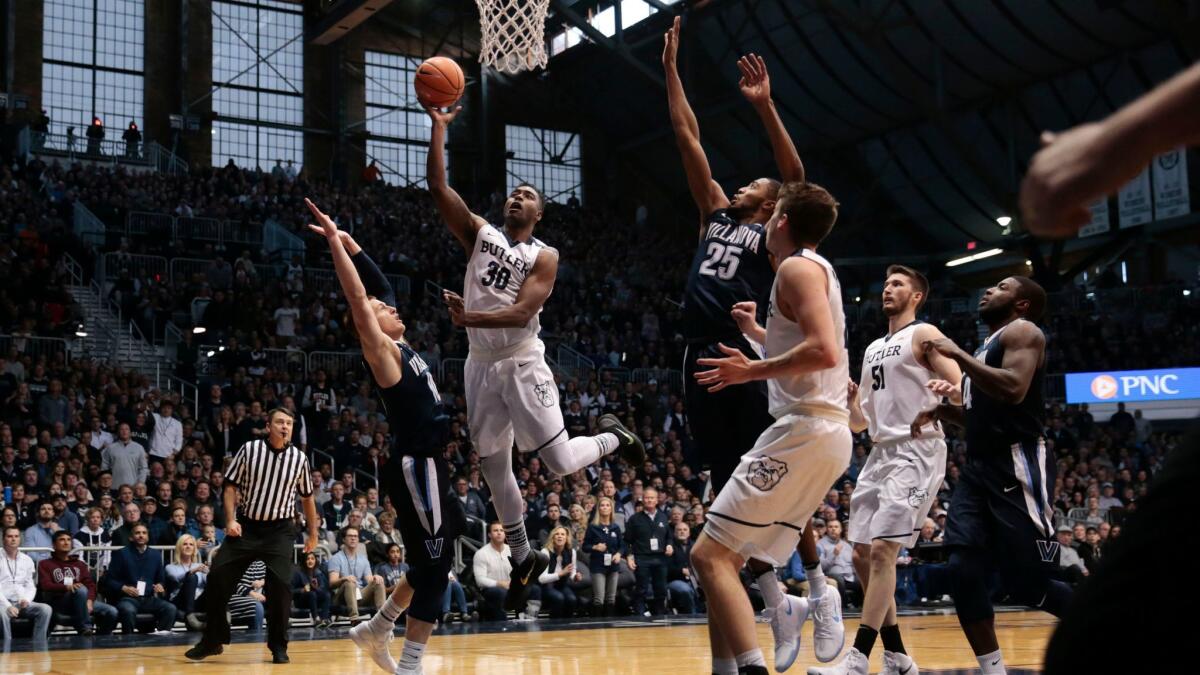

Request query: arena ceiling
[{"left": 369, "top": 0, "right": 1196, "bottom": 258}]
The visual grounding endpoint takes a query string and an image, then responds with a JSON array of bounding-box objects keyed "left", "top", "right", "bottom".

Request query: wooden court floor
[{"left": 0, "top": 610, "right": 1053, "bottom": 674}]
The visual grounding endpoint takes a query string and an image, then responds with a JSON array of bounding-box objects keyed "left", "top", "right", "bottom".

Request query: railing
[
  {"left": 96, "top": 252, "right": 169, "bottom": 292},
  {"left": 31, "top": 131, "right": 153, "bottom": 167},
  {"left": 440, "top": 358, "right": 466, "bottom": 385},
  {"left": 175, "top": 216, "right": 223, "bottom": 243},
  {"left": 0, "top": 334, "right": 72, "bottom": 362},
  {"left": 73, "top": 202, "right": 106, "bottom": 248},
  {"left": 307, "top": 350, "right": 363, "bottom": 379},
  {"left": 144, "top": 140, "right": 189, "bottom": 175},
  {"left": 598, "top": 366, "right": 631, "bottom": 386},
  {"left": 556, "top": 345, "right": 595, "bottom": 381},
  {"left": 631, "top": 367, "right": 684, "bottom": 393},
  {"left": 127, "top": 211, "right": 175, "bottom": 238},
  {"left": 264, "top": 218, "right": 305, "bottom": 261},
  {"left": 17, "top": 126, "right": 31, "bottom": 160},
  {"left": 223, "top": 220, "right": 265, "bottom": 248},
  {"left": 190, "top": 298, "right": 211, "bottom": 325},
  {"left": 263, "top": 347, "right": 308, "bottom": 378},
  {"left": 311, "top": 448, "right": 337, "bottom": 480},
  {"left": 62, "top": 252, "right": 85, "bottom": 286},
  {"left": 157, "top": 373, "right": 200, "bottom": 419}
]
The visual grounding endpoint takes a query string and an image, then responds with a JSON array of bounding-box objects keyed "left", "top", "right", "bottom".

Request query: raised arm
[
  {"left": 305, "top": 198, "right": 403, "bottom": 388},
  {"left": 335, "top": 231, "right": 396, "bottom": 307},
  {"left": 662, "top": 16, "right": 729, "bottom": 222},
  {"left": 737, "top": 54, "right": 804, "bottom": 184},
  {"left": 427, "top": 106, "right": 487, "bottom": 254},
  {"left": 442, "top": 247, "right": 559, "bottom": 329}
]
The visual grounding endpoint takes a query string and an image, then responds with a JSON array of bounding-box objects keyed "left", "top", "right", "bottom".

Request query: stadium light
[
  {"left": 945, "top": 248, "right": 1004, "bottom": 268},
  {"left": 193, "top": 326, "right": 207, "bottom": 335},
  {"left": 206, "top": 350, "right": 215, "bottom": 357},
  {"left": 1185, "top": 289, "right": 1193, "bottom": 297},
  {"left": 996, "top": 216, "right": 1012, "bottom": 228}
]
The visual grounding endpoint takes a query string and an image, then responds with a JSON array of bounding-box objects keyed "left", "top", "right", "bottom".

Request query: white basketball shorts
[
  {"left": 848, "top": 436, "right": 946, "bottom": 548},
  {"left": 464, "top": 338, "right": 566, "bottom": 459},
  {"left": 704, "top": 414, "right": 851, "bottom": 566}
]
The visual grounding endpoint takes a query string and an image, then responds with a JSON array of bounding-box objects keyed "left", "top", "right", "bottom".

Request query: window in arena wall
[
  {"left": 362, "top": 51, "right": 447, "bottom": 188},
  {"left": 505, "top": 125, "right": 581, "bottom": 205},
  {"left": 42, "top": 0, "right": 145, "bottom": 135},
  {"left": 211, "top": 0, "right": 304, "bottom": 168}
]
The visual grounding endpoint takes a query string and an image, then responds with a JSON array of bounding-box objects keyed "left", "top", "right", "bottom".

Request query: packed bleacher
[{"left": 1, "top": 153, "right": 1196, "bottom": 637}]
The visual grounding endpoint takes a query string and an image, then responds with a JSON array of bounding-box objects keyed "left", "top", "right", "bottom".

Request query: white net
[{"left": 476, "top": 0, "right": 551, "bottom": 74}]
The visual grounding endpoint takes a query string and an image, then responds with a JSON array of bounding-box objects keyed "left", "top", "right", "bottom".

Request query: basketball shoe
[
  {"left": 505, "top": 549, "right": 551, "bottom": 612},
  {"left": 598, "top": 414, "right": 646, "bottom": 465},
  {"left": 882, "top": 650, "right": 918, "bottom": 675},
  {"left": 810, "top": 589, "right": 845, "bottom": 662},
  {"left": 806, "top": 647, "right": 868, "bottom": 675},
  {"left": 765, "top": 594, "right": 810, "bottom": 672},
  {"left": 350, "top": 620, "right": 397, "bottom": 672}
]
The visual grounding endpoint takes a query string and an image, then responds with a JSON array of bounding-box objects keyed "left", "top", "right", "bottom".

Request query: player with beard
[
  {"left": 809, "top": 265, "right": 960, "bottom": 675},
  {"left": 663, "top": 17, "right": 843, "bottom": 672},
  {"left": 909, "top": 276, "right": 1072, "bottom": 675}
]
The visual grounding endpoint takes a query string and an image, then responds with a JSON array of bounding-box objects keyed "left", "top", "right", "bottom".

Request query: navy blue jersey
[
  {"left": 682, "top": 210, "right": 773, "bottom": 342},
  {"left": 374, "top": 342, "right": 450, "bottom": 458},
  {"left": 964, "top": 322, "right": 1045, "bottom": 456}
]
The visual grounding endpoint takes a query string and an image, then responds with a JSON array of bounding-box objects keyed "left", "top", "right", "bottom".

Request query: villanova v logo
[
  {"left": 425, "top": 537, "right": 445, "bottom": 559},
  {"left": 1036, "top": 540, "right": 1060, "bottom": 563}
]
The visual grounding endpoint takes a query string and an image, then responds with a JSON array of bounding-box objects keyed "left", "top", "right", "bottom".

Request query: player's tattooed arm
[
  {"left": 444, "top": 248, "right": 560, "bottom": 329},
  {"left": 924, "top": 322, "right": 1045, "bottom": 405},
  {"left": 662, "top": 16, "right": 729, "bottom": 223},
  {"left": 427, "top": 105, "right": 487, "bottom": 253},
  {"left": 738, "top": 53, "right": 804, "bottom": 184}
]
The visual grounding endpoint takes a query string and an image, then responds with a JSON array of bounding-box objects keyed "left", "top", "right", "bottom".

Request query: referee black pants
[{"left": 202, "top": 518, "right": 296, "bottom": 650}]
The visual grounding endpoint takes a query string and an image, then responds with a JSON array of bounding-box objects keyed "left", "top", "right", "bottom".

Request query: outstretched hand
[
  {"left": 304, "top": 198, "right": 338, "bottom": 239},
  {"left": 662, "top": 16, "right": 680, "bottom": 69},
  {"left": 694, "top": 343, "right": 754, "bottom": 392},
  {"left": 426, "top": 105, "right": 463, "bottom": 128},
  {"left": 443, "top": 290, "right": 467, "bottom": 326},
  {"left": 737, "top": 53, "right": 770, "bottom": 105}
]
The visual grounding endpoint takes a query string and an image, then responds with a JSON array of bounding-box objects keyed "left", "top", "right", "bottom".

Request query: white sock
[
  {"left": 398, "top": 639, "right": 427, "bottom": 670},
  {"left": 977, "top": 648, "right": 1006, "bottom": 674},
  {"left": 806, "top": 564, "right": 827, "bottom": 600},
  {"left": 734, "top": 648, "right": 767, "bottom": 668},
  {"left": 756, "top": 570, "right": 784, "bottom": 610},
  {"left": 712, "top": 657, "right": 738, "bottom": 675},
  {"left": 367, "top": 596, "right": 403, "bottom": 633}
]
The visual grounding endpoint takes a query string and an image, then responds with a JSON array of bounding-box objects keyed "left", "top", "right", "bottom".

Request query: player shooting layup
[{"left": 426, "top": 105, "right": 646, "bottom": 612}]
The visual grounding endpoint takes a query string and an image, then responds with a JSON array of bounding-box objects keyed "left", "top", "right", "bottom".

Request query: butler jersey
[
  {"left": 465, "top": 223, "right": 548, "bottom": 353},
  {"left": 764, "top": 249, "right": 849, "bottom": 423},
  {"left": 858, "top": 321, "right": 943, "bottom": 444},
  {"left": 964, "top": 320, "right": 1046, "bottom": 456},
  {"left": 375, "top": 341, "right": 450, "bottom": 458},
  {"left": 682, "top": 210, "right": 772, "bottom": 342}
]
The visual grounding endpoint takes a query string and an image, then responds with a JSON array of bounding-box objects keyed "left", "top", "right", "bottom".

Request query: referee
[{"left": 186, "top": 407, "right": 319, "bottom": 664}]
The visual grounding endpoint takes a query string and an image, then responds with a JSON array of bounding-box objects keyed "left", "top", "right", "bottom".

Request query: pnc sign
[{"left": 1066, "top": 368, "right": 1200, "bottom": 404}]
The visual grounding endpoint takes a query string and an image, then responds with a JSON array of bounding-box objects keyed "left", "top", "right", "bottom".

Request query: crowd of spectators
[{"left": 0, "top": 152, "right": 1196, "bottom": 638}]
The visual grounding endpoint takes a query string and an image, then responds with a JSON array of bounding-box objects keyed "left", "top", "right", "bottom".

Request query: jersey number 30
[
  {"left": 481, "top": 261, "right": 511, "bottom": 290},
  {"left": 698, "top": 243, "right": 742, "bottom": 280}
]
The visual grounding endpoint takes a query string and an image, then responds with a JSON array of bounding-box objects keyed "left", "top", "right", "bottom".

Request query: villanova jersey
[
  {"left": 682, "top": 210, "right": 773, "bottom": 342},
  {"left": 859, "top": 322, "right": 943, "bottom": 444},
  {"left": 465, "top": 223, "right": 547, "bottom": 353},
  {"left": 964, "top": 320, "right": 1045, "bottom": 456},
  {"left": 764, "top": 249, "right": 849, "bottom": 423},
  {"left": 375, "top": 342, "right": 450, "bottom": 458}
]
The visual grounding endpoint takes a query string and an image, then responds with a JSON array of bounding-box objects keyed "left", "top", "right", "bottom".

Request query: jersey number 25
[{"left": 698, "top": 243, "right": 742, "bottom": 280}]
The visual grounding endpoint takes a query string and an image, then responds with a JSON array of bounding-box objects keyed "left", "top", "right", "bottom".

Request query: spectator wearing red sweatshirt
[{"left": 36, "top": 531, "right": 117, "bottom": 635}]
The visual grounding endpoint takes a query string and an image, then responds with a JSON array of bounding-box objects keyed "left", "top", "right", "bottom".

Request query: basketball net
[{"left": 476, "top": 0, "right": 550, "bottom": 74}]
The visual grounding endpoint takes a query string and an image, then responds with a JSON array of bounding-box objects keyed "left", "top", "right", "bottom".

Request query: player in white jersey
[
  {"left": 689, "top": 182, "right": 851, "bottom": 675},
  {"left": 809, "top": 266, "right": 961, "bottom": 675},
  {"left": 426, "top": 105, "right": 646, "bottom": 612}
]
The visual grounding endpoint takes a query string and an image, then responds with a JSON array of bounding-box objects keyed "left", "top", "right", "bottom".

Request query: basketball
[{"left": 414, "top": 56, "right": 465, "bottom": 108}]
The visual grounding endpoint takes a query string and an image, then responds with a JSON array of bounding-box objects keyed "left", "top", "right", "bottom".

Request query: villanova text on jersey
[{"left": 683, "top": 211, "right": 773, "bottom": 342}]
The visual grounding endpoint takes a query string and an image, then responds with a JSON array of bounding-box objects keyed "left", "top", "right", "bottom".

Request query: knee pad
[
  {"left": 948, "top": 549, "right": 994, "bottom": 623},
  {"left": 404, "top": 564, "right": 449, "bottom": 624}
]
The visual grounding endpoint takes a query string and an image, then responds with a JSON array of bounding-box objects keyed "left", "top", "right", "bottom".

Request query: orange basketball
[{"left": 414, "top": 56, "right": 465, "bottom": 108}]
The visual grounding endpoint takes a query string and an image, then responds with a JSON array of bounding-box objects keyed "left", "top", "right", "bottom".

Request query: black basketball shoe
[
  {"left": 598, "top": 414, "right": 646, "bottom": 466},
  {"left": 504, "top": 549, "right": 551, "bottom": 613}
]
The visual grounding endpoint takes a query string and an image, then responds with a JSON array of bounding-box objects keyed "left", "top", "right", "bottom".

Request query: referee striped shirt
[{"left": 226, "top": 439, "right": 314, "bottom": 521}]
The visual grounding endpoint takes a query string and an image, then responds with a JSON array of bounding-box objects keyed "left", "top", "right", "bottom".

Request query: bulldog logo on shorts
[
  {"left": 746, "top": 457, "right": 788, "bottom": 492},
  {"left": 906, "top": 487, "right": 928, "bottom": 508},
  {"left": 533, "top": 381, "right": 555, "bottom": 408}
]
